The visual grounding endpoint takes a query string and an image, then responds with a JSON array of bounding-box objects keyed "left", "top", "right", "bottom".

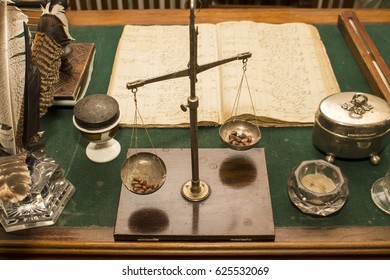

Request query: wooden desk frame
[{"left": 2, "top": 8, "right": 390, "bottom": 259}]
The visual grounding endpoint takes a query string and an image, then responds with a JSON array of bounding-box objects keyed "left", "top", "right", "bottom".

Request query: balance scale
[{"left": 114, "top": 1, "right": 275, "bottom": 241}]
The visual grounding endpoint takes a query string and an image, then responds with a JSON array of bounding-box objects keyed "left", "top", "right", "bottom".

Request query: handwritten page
[
  {"left": 216, "top": 21, "right": 339, "bottom": 125},
  {"left": 107, "top": 24, "right": 222, "bottom": 127},
  {"left": 107, "top": 21, "right": 340, "bottom": 127}
]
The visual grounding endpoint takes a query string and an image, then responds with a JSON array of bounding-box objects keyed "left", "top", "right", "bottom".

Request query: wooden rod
[{"left": 338, "top": 11, "right": 390, "bottom": 102}]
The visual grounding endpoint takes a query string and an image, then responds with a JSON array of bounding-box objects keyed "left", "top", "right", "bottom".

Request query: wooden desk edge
[
  {"left": 24, "top": 8, "right": 390, "bottom": 26},
  {"left": 1, "top": 226, "right": 390, "bottom": 258}
]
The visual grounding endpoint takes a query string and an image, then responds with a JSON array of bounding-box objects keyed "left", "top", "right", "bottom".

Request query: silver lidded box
[{"left": 313, "top": 92, "right": 390, "bottom": 165}]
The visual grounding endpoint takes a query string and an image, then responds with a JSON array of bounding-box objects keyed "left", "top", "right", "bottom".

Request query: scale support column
[{"left": 181, "top": 0, "right": 210, "bottom": 202}]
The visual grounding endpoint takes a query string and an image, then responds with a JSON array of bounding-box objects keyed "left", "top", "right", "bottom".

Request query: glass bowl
[{"left": 288, "top": 159, "right": 349, "bottom": 216}]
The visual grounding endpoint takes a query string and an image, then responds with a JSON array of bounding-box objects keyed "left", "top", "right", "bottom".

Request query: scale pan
[
  {"left": 219, "top": 120, "right": 261, "bottom": 151},
  {"left": 121, "top": 152, "right": 167, "bottom": 195}
]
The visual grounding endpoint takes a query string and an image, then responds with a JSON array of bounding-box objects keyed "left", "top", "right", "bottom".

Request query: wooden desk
[
  {"left": 2, "top": 8, "right": 390, "bottom": 259},
  {"left": 26, "top": 8, "right": 390, "bottom": 25}
]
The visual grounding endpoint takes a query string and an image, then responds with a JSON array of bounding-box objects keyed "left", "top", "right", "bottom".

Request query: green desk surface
[{"left": 40, "top": 24, "right": 390, "bottom": 229}]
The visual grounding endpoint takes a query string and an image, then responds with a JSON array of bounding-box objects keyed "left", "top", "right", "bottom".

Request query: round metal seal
[{"left": 74, "top": 94, "right": 120, "bottom": 130}]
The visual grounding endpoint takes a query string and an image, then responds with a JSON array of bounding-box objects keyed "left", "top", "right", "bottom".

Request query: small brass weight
[{"left": 124, "top": 0, "right": 252, "bottom": 202}]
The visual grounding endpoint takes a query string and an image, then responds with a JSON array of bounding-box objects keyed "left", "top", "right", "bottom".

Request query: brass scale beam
[{"left": 126, "top": 0, "right": 252, "bottom": 201}]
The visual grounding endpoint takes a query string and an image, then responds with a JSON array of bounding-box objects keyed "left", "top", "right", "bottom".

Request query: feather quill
[
  {"left": 44, "top": 3, "right": 74, "bottom": 41},
  {"left": 32, "top": 3, "right": 72, "bottom": 116},
  {"left": 0, "top": 152, "right": 31, "bottom": 203},
  {"left": 22, "top": 22, "right": 41, "bottom": 149},
  {"left": 0, "top": 1, "right": 40, "bottom": 203},
  {"left": 0, "top": 1, "right": 28, "bottom": 155}
]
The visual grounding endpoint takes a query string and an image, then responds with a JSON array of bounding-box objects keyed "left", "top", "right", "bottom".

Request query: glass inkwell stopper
[{"left": 73, "top": 94, "right": 121, "bottom": 163}]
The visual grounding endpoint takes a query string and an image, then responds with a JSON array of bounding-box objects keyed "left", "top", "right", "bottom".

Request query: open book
[{"left": 107, "top": 21, "right": 339, "bottom": 127}]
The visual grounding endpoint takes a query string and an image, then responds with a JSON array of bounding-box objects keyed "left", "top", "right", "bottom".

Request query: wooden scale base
[{"left": 114, "top": 148, "right": 275, "bottom": 242}]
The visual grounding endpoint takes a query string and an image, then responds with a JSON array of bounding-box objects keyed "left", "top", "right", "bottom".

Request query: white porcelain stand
[{"left": 86, "top": 138, "right": 121, "bottom": 163}]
